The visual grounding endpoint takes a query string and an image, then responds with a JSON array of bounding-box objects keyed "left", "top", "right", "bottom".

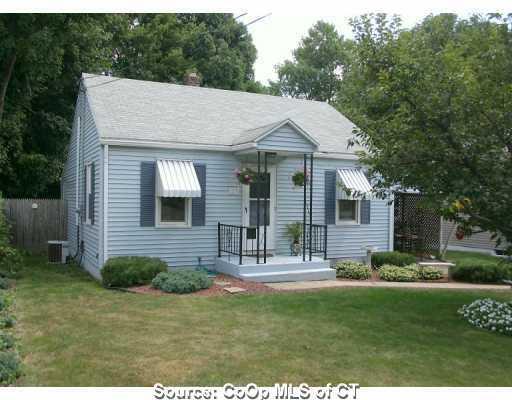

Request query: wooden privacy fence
[{"left": 3, "top": 199, "right": 67, "bottom": 254}]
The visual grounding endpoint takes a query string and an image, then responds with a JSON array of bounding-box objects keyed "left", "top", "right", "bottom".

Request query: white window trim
[
  {"left": 155, "top": 196, "right": 192, "bottom": 228},
  {"left": 335, "top": 199, "right": 361, "bottom": 226},
  {"left": 85, "top": 163, "right": 92, "bottom": 225}
]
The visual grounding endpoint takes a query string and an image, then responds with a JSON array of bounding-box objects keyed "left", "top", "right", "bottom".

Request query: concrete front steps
[{"left": 215, "top": 255, "right": 335, "bottom": 283}]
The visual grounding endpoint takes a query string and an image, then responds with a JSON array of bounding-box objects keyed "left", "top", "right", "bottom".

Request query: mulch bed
[{"left": 127, "top": 273, "right": 276, "bottom": 297}]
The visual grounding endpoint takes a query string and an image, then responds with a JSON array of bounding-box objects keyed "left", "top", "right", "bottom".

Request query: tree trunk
[
  {"left": 440, "top": 222, "right": 456, "bottom": 260},
  {"left": 0, "top": 52, "right": 17, "bottom": 124}
]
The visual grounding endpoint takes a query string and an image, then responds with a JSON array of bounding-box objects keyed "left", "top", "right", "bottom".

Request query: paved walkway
[{"left": 266, "top": 280, "right": 511, "bottom": 291}]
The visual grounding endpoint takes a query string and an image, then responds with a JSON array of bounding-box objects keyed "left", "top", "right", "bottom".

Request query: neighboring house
[
  {"left": 62, "top": 73, "right": 393, "bottom": 282},
  {"left": 441, "top": 219, "right": 506, "bottom": 255}
]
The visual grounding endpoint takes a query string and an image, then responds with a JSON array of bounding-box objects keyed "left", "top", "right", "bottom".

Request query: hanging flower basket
[
  {"left": 291, "top": 169, "right": 309, "bottom": 187},
  {"left": 234, "top": 167, "right": 256, "bottom": 185}
]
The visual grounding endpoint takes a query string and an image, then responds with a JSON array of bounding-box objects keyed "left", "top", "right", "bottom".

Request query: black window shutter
[
  {"left": 192, "top": 164, "right": 206, "bottom": 226},
  {"left": 324, "top": 170, "right": 336, "bottom": 225},
  {"left": 360, "top": 199, "right": 371, "bottom": 224},
  {"left": 90, "top": 163, "right": 95, "bottom": 225},
  {"left": 140, "top": 161, "right": 156, "bottom": 227}
]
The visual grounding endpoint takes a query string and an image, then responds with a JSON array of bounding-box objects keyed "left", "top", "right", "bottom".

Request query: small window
[
  {"left": 157, "top": 197, "right": 191, "bottom": 227},
  {"left": 85, "top": 164, "right": 93, "bottom": 225},
  {"left": 337, "top": 199, "right": 359, "bottom": 224}
]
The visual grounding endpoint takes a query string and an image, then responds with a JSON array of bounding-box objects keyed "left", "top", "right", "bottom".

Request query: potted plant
[
  {"left": 286, "top": 222, "right": 303, "bottom": 256},
  {"left": 234, "top": 167, "right": 256, "bottom": 185},
  {"left": 291, "top": 169, "right": 309, "bottom": 187}
]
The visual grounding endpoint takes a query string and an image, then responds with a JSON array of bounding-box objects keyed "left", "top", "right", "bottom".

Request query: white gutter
[
  {"left": 103, "top": 144, "right": 109, "bottom": 264},
  {"left": 100, "top": 139, "right": 359, "bottom": 160},
  {"left": 100, "top": 138, "right": 233, "bottom": 152}
]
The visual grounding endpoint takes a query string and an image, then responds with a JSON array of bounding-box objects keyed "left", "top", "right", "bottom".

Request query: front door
[{"left": 242, "top": 167, "right": 275, "bottom": 254}]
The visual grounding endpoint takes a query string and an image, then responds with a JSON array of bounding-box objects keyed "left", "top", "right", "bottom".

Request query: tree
[
  {"left": 271, "top": 21, "right": 351, "bottom": 102},
  {"left": 0, "top": 14, "right": 115, "bottom": 197},
  {"left": 112, "top": 14, "right": 258, "bottom": 90},
  {"left": 339, "top": 14, "right": 512, "bottom": 250},
  {"left": 0, "top": 14, "right": 262, "bottom": 198}
]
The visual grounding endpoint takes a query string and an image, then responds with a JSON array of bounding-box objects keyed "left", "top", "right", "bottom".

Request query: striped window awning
[
  {"left": 337, "top": 169, "right": 372, "bottom": 198},
  {"left": 156, "top": 160, "right": 201, "bottom": 198}
]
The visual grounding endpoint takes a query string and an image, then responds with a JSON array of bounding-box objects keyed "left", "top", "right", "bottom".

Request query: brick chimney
[{"left": 184, "top": 72, "right": 200, "bottom": 87}]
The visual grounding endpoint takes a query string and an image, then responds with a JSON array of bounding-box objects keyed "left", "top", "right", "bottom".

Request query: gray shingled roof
[{"left": 83, "top": 73, "right": 359, "bottom": 155}]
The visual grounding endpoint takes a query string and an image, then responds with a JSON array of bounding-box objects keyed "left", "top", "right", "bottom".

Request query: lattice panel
[{"left": 393, "top": 193, "right": 441, "bottom": 255}]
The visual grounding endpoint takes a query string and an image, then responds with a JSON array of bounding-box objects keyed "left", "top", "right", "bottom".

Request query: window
[
  {"left": 157, "top": 197, "right": 191, "bottom": 227},
  {"left": 336, "top": 199, "right": 359, "bottom": 224},
  {"left": 85, "top": 163, "right": 93, "bottom": 225}
]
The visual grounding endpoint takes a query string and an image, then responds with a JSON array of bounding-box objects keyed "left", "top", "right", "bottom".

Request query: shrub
[
  {"left": 334, "top": 261, "right": 371, "bottom": 280},
  {"left": 0, "top": 196, "right": 10, "bottom": 247},
  {"left": 0, "top": 315, "right": 16, "bottom": 329},
  {"left": 0, "top": 351, "right": 21, "bottom": 385},
  {"left": 0, "top": 246, "right": 22, "bottom": 279},
  {"left": 0, "top": 278, "right": 9, "bottom": 290},
  {"left": 0, "top": 296, "right": 5, "bottom": 311},
  {"left": 101, "top": 256, "right": 168, "bottom": 288},
  {"left": 152, "top": 270, "right": 213, "bottom": 294},
  {"left": 451, "top": 260, "right": 512, "bottom": 283},
  {"left": 379, "top": 264, "right": 418, "bottom": 282},
  {"left": 0, "top": 332, "right": 15, "bottom": 350},
  {"left": 404, "top": 265, "right": 443, "bottom": 281},
  {"left": 371, "top": 251, "right": 416, "bottom": 269},
  {"left": 458, "top": 298, "right": 512, "bottom": 336}
]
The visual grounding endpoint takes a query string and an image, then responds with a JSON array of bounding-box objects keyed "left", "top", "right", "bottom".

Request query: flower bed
[
  {"left": 334, "top": 261, "right": 371, "bottom": 280},
  {"left": 128, "top": 274, "right": 276, "bottom": 296},
  {"left": 458, "top": 298, "right": 512, "bottom": 336},
  {"left": 379, "top": 265, "right": 417, "bottom": 282}
]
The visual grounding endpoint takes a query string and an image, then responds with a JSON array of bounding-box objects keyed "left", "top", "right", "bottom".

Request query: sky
[{"left": 240, "top": 10, "right": 509, "bottom": 84}]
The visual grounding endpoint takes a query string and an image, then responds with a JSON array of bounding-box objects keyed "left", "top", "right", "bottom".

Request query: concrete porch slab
[{"left": 215, "top": 255, "right": 335, "bottom": 283}]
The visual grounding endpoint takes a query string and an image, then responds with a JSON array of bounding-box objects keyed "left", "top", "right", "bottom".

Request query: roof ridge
[{"left": 81, "top": 72, "right": 330, "bottom": 105}]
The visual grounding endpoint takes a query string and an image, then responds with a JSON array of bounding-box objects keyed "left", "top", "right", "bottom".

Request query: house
[
  {"left": 441, "top": 219, "right": 507, "bottom": 255},
  {"left": 62, "top": 73, "right": 394, "bottom": 282}
]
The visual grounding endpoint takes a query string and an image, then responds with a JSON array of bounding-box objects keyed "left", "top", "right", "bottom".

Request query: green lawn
[
  {"left": 14, "top": 257, "right": 512, "bottom": 386},
  {"left": 444, "top": 250, "right": 504, "bottom": 265}
]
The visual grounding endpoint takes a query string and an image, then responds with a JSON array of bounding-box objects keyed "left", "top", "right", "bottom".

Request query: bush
[
  {"left": 379, "top": 264, "right": 418, "bottom": 282},
  {"left": 0, "top": 332, "right": 15, "bottom": 351},
  {"left": 0, "top": 278, "right": 9, "bottom": 290},
  {"left": 334, "top": 261, "right": 371, "bottom": 280},
  {"left": 101, "top": 256, "right": 168, "bottom": 288},
  {"left": 0, "top": 315, "right": 15, "bottom": 329},
  {"left": 371, "top": 251, "right": 416, "bottom": 269},
  {"left": 0, "top": 246, "right": 22, "bottom": 279},
  {"left": 0, "top": 351, "right": 21, "bottom": 385},
  {"left": 404, "top": 265, "right": 443, "bottom": 281},
  {"left": 458, "top": 298, "right": 512, "bottom": 336},
  {"left": 451, "top": 260, "right": 512, "bottom": 283},
  {"left": 152, "top": 270, "right": 213, "bottom": 294},
  {"left": 0, "top": 196, "right": 10, "bottom": 247}
]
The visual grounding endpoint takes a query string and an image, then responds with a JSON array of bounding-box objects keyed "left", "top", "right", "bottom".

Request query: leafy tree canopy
[
  {"left": 0, "top": 14, "right": 262, "bottom": 198},
  {"left": 271, "top": 21, "right": 352, "bottom": 102},
  {"left": 338, "top": 13, "right": 512, "bottom": 249}
]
